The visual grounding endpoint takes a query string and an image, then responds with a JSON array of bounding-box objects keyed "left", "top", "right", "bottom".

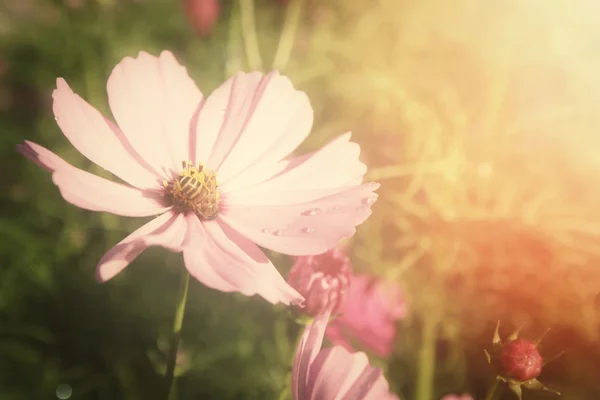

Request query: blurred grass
[{"left": 2, "top": 0, "right": 600, "bottom": 399}]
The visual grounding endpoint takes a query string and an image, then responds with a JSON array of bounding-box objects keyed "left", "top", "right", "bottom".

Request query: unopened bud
[
  {"left": 499, "top": 338, "right": 543, "bottom": 381},
  {"left": 183, "top": 0, "right": 221, "bottom": 37},
  {"left": 287, "top": 249, "right": 351, "bottom": 317},
  {"left": 485, "top": 322, "right": 561, "bottom": 400}
]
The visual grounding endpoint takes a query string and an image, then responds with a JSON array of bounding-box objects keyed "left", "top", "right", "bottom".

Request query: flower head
[
  {"left": 19, "top": 50, "right": 379, "bottom": 305},
  {"left": 484, "top": 321, "right": 561, "bottom": 400},
  {"left": 288, "top": 248, "right": 352, "bottom": 317},
  {"left": 326, "top": 274, "right": 406, "bottom": 357},
  {"left": 292, "top": 309, "right": 399, "bottom": 400}
]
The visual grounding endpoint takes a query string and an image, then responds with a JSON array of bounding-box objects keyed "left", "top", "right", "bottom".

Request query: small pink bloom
[
  {"left": 183, "top": 0, "right": 221, "bottom": 37},
  {"left": 499, "top": 338, "right": 543, "bottom": 381},
  {"left": 18, "top": 51, "right": 378, "bottom": 306},
  {"left": 288, "top": 248, "right": 351, "bottom": 316},
  {"left": 292, "top": 309, "right": 399, "bottom": 400},
  {"left": 440, "top": 395, "right": 473, "bottom": 400},
  {"left": 326, "top": 274, "right": 406, "bottom": 357}
]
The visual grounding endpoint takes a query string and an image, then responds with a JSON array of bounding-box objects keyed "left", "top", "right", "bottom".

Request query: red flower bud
[
  {"left": 287, "top": 249, "right": 351, "bottom": 317},
  {"left": 183, "top": 0, "right": 221, "bottom": 37},
  {"left": 498, "top": 338, "right": 543, "bottom": 381},
  {"left": 485, "top": 322, "right": 561, "bottom": 399}
]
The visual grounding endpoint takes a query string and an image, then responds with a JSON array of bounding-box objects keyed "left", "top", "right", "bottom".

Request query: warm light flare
[{"left": 343, "top": 0, "right": 600, "bottom": 341}]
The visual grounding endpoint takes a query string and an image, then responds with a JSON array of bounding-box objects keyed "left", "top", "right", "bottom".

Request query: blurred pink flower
[
  {"left": 440, "top": 395, "right": 473, "bottom": 400},
  {"left": 18, "top": 50, "right": 379, "bottom": 305},
  {"left": 326, "top": 274, "right": 406, "bottom": 357},
  {"left": 288, "top": 248, "right": 351, "bottom": 316},
  {"left": 292, "top": 309, "right": 399, "bottom": 400},
  {"left": 183, "top": 0, "right": 221, "bottom": 37}
]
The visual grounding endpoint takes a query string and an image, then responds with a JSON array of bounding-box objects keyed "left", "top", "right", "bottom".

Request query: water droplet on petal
[
  {"left": 301, "top": 208, "right": 322, "bottom": 216},
  {"left": 272, "top": 230, "right": 285, "bottom": 236},
  {"left": 261, "top": 228, "right": 271, "bottom": 234},
  {"left": 362, "top": 197, "right": 377, "bottom": 206},
  {"left": 301, "top": 227, "right": 315, "bottom": 234}
]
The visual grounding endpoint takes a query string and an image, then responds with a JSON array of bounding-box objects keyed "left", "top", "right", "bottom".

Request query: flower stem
[
  {"left": 164, "top": 268, "right": 190, "bottom": 399},
  {"left": 239, "top": 0, "right": 263, "bottom": 71},
  {"left": 484, "top": 378, "right": 500, "bottom": 400},
  {"left": 225, "top": 0, "right": 244, "bottom": 78},
  {"left": 415, "top": 314, "right": 437, "bottom": 400},
  {"left": 278, "top": 321, "right": 308, "bottom": 400},
  {"left": 272, "top": 0, "right": 306, "bottom": 72}
]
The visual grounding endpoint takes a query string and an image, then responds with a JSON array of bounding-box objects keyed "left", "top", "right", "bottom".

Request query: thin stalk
[
  {"left": 225, "top": 0, "right": 244, "bottom": 78},
  {"left": 272, "top": 0, "right": 306, "bottom": 72},
  {"left": 484, "top": 378, "right": 500, "bottom": 400},
  {"left": 415, "top": 314, "right": 437, "bottom": 400},
  {"left": 239, "top": 0, "right": 263, "bottom": 70},
  {"left": 278, "top": 324, "right": 306, "bottom": 400},
  {"left": 164, "top": 268, "right": 190, "bottom": 399}
]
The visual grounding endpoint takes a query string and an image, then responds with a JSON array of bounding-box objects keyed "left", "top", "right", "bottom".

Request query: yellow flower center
[{"left": 164, "top": 161, "right": 220, "bottom": 220}]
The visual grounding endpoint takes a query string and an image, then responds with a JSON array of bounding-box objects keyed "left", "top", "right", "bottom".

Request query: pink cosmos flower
[
  {"left": 440, "top": 395, "right": 473, "bottom": 400},
  {"left": 326, "top": 274, "right": 406, "bottom": 357},
  {"left": 18, "top": 50, "right": 379, "bottom": 306},
  {"left": 292, "top": 309, "right": 399, "bottom": 400}
]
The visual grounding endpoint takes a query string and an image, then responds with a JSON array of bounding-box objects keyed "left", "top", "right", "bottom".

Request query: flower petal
[
  {"left": 52, "top": 78, "right": 160, "bottom": 189},
  {"left": 307, "top": 347, "right": 391, "bottom": 400},
  {"left": 222, "top": 132, "right": 365, "bottom": 197},
  {"left": 220, "top": 183, "right": 380, "bottom": 256},
  {"left": 193, "top": 71, "right": 313, "bottom": 183},
  {"left": 107, "top": 50, "right": 203, "bottom": 176},
  {"left": 292, "top": 309, "right": 332, "bottom": 400},
  {"left": 96, "top": 211, "right": 188, "bottom": 282},
  {"left": 182, "top": 215, "right": 303, "bottom": 305},
  {"left": 18, "top": 141, "right": 170, "bottom": 217}
]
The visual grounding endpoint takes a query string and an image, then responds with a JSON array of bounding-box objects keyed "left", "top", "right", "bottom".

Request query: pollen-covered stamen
[{"left": 164, "top": 161, "right": 220, "bottom": 220}]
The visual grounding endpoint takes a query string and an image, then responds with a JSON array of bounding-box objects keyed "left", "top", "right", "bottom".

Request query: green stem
[
  {"left": 415, "top": 314, "right": 437, "bottom": 400},
  {"left": 225, "top": 0, "right": 244, "bottom": 78},
  {"left": 484, "top": 379, "right": 500, "bottom": 400},
  {"left": 239, "top": 0, "right": 263, "bottom": 71},
  {"left": 164, "top": 268, "right": 190, "bottom": 399},
  {"left": 278, "top": 323, "right": 307, "bottom": 400},
  {"left": 272, "top": 0, "right": 306, "bottom": 72}
]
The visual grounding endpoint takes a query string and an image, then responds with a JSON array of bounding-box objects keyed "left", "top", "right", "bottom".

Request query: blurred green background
[{"left": 2, "top": 0, "right": 600, "bottom": 399}]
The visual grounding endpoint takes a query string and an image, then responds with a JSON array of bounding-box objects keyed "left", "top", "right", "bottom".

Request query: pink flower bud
[
  {"left": 498, "top": 338, "right": 543, "bottom": 381},
  {"left": 287, "top": 249, "right": 351, "bottom": 317},
  {"left": 183, "top": 0, "right": 221, "bottom": 37}
]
